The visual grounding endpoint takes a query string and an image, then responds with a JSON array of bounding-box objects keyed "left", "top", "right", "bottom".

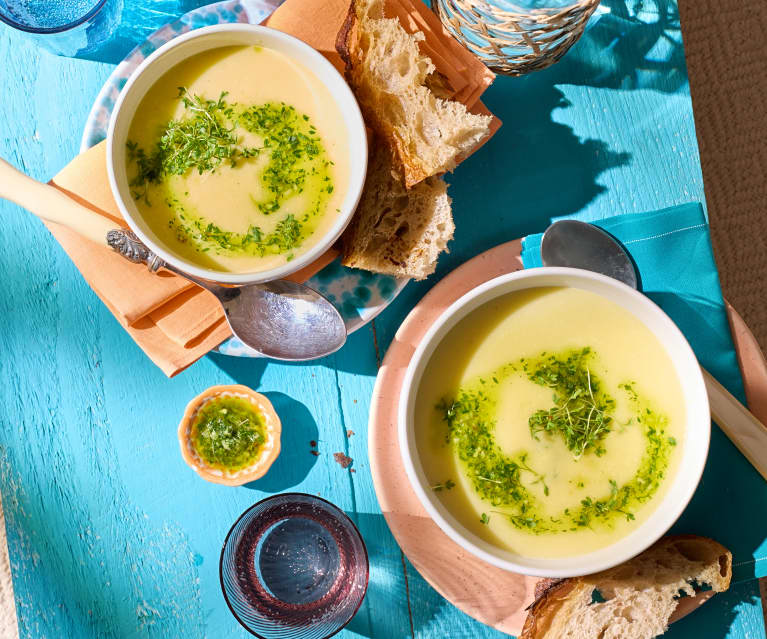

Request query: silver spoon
[
  {"left": 0, "top": 157, "right": 347, "bottom": 361},
  {"left": 542, "top": 219, "right": 767, "bottom": 481}
]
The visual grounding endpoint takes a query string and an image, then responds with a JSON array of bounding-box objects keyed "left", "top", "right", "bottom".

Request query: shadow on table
[
  {"left": 551, "top": 0, "right": 689, "bottom": 94},
  {"left": 370, "top": 74, "right": 632, "bottom": 355},
  {"left": 242, "top": 391, "right": 319, "bottom": 492},
  {"left": 653, "top": 292, "right": 767, "bottom": 587},
  {"left": 370, "top": 0, "right": 693, "bottom": 354},
  {"left": 665, "top": 581, "right": 764, "bottom": 639},
  {"left": 207, "top": 321, "right": 378, "bottom": 381},
  {"left": 342, "top": 511, "right": 415, "bottom": 638},
  {"left": 345, "top": 509, "right": 764, "bottom": 639},
  {"left": 75, "top": 0, "right": 687, "bottom": 89}
]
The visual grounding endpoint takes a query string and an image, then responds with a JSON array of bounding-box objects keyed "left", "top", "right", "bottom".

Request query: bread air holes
[
  {"left": 673, "top": 540, "right": 714, "bottom": 563},
  {"left": 673, "top": 580, "right": 712, "bottom": 600},
  {"left": 396, "top": 52, "right": 413, "bottom": 77},
  {"left": 393, "top": 196, "right": 410, "bottom": 211},
  {"left": 718, "top": 554, "right": 729, "bottom": 577}
]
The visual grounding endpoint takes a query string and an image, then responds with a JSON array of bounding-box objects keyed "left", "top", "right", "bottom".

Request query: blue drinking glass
[
  {"left": 220, "top": 493, "right": 369, "bottom": 639},
  {"left": 0, "top": 0, "right": 123, "bottom": 56}
]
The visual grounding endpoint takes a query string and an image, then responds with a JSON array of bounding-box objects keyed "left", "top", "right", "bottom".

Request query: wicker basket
[{"left": 433, "top": 0, "right": 601, "bottom": 76}]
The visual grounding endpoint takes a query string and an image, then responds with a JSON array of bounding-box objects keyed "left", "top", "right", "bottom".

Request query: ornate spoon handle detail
[
  {"left": 106, "top": 228, "right": 164, "bottom": 272},
  {"left": 105, "top": 228, "right": 224, "bottom": 295}
]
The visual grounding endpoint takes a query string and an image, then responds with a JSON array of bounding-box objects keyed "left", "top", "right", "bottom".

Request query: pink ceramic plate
[{"left": 368, "top": 239, "right": 767, "bottom": 635}]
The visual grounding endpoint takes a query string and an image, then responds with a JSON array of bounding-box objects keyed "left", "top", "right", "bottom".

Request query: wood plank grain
[
  {"left": 679, "top": 0, "right": 767, "bottom": 355},
  {"left": 333, "top": 324, "right": 416, "bottom": 638},
  {"left": 0, "top": 1, "right": 766, "bottom": 638}
]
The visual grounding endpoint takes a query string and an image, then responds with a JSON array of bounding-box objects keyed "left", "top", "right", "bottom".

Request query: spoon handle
[
  {"left": 104, "top": 228, "right": 225, "bottom": 295},
  {"left": 0, "top": 157, "right": 117, "bottom": 246},
  {"left": 703, "top": 367, "right": 767, "bottom": 481}
]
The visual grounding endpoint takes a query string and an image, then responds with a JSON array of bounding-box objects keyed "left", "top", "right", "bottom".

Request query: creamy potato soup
[
  {"left": 125, "top": 45, "right": 350, "bottom": 273},
  {"left": 415, "top": 287, "right": 685, "bottom": 559}
]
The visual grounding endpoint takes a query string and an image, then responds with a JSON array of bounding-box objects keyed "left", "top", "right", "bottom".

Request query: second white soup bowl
[{"left": 398, "top": 267, "right": 710, "bottom": 578}]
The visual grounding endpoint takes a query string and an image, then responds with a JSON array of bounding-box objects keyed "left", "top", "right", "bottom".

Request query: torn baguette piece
[
  {"left": 521, "top": 535, "right": 732, "bottom": 639},
  {"left": 336, "top": 0, "right": 492, "bottom": 187},
  {"left": 341, "top": 140, "right": 453, "bottom": 280}
]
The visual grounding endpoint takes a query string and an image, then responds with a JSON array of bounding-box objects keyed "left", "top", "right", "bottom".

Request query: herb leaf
[
  {"left": 526, "top": 348, "right": 615, "bottom": 458},
  {"left": 191, "top": 396, "right": 266, "bottom": 471},
  {"left": 431, "top": 479, "right": 456, "bottom": 492},
  {"left": 239, "top": 103, "right": 324, "bottom": 215},
  {"left": 129, "top": 89, "right": 239, "bottom": 195},
  {"left": 171, "top": 213, "right": 304, "bottom": 258}
]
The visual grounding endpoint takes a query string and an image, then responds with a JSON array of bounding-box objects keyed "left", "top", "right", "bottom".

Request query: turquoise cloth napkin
[{"left": 521, "top": 202, "right": 767, "bottom": 582}]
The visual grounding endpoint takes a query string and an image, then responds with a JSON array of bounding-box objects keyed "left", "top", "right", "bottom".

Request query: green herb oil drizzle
[
  {"left": 191, "top": 396, "right": 266, "bottom": 471},
  {"left": 126, "top": 89, "right": 334, "bottom": 258},
  {"left": 435, "top": 348, "right": 677, "bottom": 534}
]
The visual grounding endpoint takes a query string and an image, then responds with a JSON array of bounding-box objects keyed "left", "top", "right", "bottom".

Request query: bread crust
[
  {"left": 520, "top": 535, "right": 733, "bottom": 639},
  {"left": 335, "top": 0, "right": 356, "bottom": 75},
  {"left": 531, "top": 578, "right": 566, "bottom": 602},
  {"left": 340, "top": 138, "right": 453, "bottom": 279},
  {"left": 522, "top": 579, "right": 582, "bottom": 639},
  {"left": 336, "top": 0, "right": 424, "bottom": 185}
]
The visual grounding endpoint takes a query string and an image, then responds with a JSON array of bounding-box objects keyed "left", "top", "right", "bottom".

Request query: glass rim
[
  {"left": 219, "top": 492, "right": 370, "bottom": 639},
  {"left": 0, "top": 0, "right": 109, "bottom": 35}
]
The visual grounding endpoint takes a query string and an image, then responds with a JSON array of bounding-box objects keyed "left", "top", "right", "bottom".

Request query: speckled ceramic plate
[{"left": 80, "top": 0, "right": 408, "bottom": 357}]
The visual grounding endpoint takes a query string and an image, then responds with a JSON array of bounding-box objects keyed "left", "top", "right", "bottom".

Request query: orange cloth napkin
[
  {"left": 45, "top": 0, "right": 498, "bottom": 377},
  {"left": 48, "top": 143, "right": 233, "bottom": 376}
]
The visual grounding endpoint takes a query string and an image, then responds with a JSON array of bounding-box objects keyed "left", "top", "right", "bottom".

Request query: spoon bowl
[
  {"left": 541, "top": 219, "right": 638, "bottom": 289},
  {"left": 210, "top": 279, "right": 346, "bottom": 361}
]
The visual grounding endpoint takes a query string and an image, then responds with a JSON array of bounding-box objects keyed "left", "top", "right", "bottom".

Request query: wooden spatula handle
[
  {"left": 0, "top": 157, "right": 117, "bottom": 246},
  {"left": 704, "top": 367, "right": 767, "bottom": 481}
]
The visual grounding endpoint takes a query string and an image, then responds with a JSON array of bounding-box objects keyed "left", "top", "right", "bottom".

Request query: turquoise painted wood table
[{"left": 1, "top": 1, "right": 765, "bottom": 637}]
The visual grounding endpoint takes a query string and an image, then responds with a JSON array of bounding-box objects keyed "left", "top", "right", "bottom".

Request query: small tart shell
[{"left": 178, "top": 384, "right": 281, "bottom": 486}]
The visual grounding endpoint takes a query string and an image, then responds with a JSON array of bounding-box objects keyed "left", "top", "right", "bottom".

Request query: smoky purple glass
[{"left": 220, "top": 493, "right": 369, "bottom": 639}]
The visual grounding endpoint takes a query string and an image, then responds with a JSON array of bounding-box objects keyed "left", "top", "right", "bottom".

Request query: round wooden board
[{"left": 368, "top": 240, "right": 767, "bottom": 636}]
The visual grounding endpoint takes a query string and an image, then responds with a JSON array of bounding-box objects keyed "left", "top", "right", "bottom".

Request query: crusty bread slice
[
  {"left": 521, "top": 535, "right": 732, "bottom": 639},
  {"left": 336, "top": 0, "right": 492, "bottom": 187},
  {"left": 341, "top": 140, "right": 453, "bottom": 280}
]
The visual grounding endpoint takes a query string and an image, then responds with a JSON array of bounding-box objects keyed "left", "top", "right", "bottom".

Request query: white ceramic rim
[
  {"left": 398, "top": 267, "right": 710, "bottom": 578},
  {"left": 106, "top": 23, "right": 368, "bottom": 285}
]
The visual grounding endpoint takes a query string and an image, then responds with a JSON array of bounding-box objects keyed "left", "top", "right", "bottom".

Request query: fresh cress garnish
[
  {"left": 435, "top": 348, "right": 676, "bottom": 534},
  {"left": 126, "top": 89, "right": 334, "bottom": 258}
]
